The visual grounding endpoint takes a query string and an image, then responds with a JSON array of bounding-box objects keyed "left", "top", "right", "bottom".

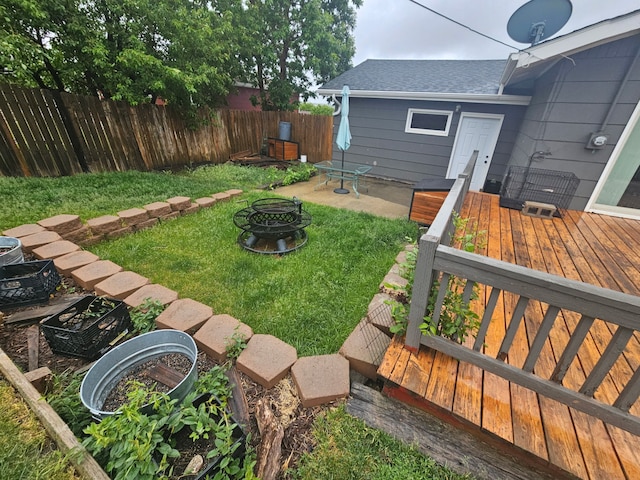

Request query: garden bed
[{"left": 0, "top": 281, "right": 327, "bottom": 478}]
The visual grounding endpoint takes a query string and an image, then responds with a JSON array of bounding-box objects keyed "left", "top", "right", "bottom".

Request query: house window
[{"left": 405, "top": 109, "right": 452, "bottom": 136}]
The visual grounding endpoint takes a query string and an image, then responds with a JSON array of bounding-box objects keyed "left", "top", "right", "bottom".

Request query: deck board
[{"left": 378, "top": 192, "right": 640, "bottom": 480}]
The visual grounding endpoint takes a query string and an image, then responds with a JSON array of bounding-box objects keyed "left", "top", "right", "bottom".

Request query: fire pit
[{"left": 233, "top": 197, "right": 312, "bottom": 254}]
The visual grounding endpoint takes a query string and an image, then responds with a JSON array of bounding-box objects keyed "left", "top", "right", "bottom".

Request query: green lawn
[
  {"left": 0, "top": 165, "right": 472, "bottom": 479},
  {"left": 0, "top": 164, "right": 281, "bottom": 229},
  {"left": 88, "top": 191, "right": 416, "bottom": 356}
]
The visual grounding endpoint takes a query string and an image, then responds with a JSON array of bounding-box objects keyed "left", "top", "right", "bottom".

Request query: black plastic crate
[
  {"left": 499, "top": 166, "right": 579, "bottom": 213},
  {"left": 41, "top": 295, "right": 131, "bottom": 359},
  {"left": 0, "top": 260, "right": 61, "bottom": 308}
]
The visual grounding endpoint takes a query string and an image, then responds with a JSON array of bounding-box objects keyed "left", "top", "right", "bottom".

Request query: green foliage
[
  {"left": 45, "top": 370, "right": 93, "bottom": 438},
  {"left": 292, "top": 405, "right": 472, "bottom": 480},
  {"left": 129, "top": 298, "right": 165, "bottom": 335},
  {"left": 384, "top": 238, "right": 417, "bottom": 336},
  {"left": 82, "top": 384, "right": 179, "bottom": 480},
  {"left": 419, "top": 214, "right": 486, "bottom": 343},
  {"left": 241, "top": 0, "right": 362, "bottom": 110},
  {"left": 0, "top": 0, "right": 242, "bottom": 114},
  {"left": 386, "top": 215, "right": 486, "bottom": 343},
  {"left": 1, "top": 0, "right": 361, "bottom": 112},
  {"left": 299, "top": 102, "right": 334, "bottom": 116},
  {"left": 281, "top": 163, "right": 317, "bottom": 186},
  {"left": 82, "top": 367, "right": 251, "bottom": 480},
  {"left": 224, "top": 328, "right": 248, "bottom": 362}
]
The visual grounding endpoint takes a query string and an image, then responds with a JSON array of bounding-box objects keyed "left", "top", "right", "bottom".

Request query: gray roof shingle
[{"left": 320, "top": 59, "right": 507, "bottom": 95}]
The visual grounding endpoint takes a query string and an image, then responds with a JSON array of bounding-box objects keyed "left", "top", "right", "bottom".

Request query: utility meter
[{"left": 586, "top": 132, "right": 608, "bottom": 150}]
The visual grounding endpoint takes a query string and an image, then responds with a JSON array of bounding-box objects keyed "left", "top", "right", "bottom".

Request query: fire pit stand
[{"left": 233, "top": 198, "right": 312, "bottom": 254}]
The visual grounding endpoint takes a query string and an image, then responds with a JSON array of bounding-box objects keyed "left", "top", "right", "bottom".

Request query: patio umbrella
[{"left": 334, "top": 85, "right": 351, "bottom": 194}]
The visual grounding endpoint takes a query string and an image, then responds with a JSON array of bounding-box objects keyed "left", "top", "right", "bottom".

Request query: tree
[
  {"left": 242, "top": 0, "right": 361, "bottom": 111},
  {"left": 0, "top": 0, "right": 243, "bottom": 112},
  {"left": 1, "top": 0, "right": 361, "bottom": 113}
]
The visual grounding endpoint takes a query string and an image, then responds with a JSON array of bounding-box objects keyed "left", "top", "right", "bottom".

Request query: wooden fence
[{"left": 0, "top": 84, "right": 333, "bottom": 177}]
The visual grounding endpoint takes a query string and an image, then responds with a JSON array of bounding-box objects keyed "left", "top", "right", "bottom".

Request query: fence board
[
  {"left": 39, "top": 89, "right": 81, "bottom": 175},
  {"left": 0, "top": 85, "right": 332, "bottom": 176}
]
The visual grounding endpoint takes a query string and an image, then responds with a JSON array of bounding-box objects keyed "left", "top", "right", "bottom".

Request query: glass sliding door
[{"left": 588, "top": 101, "right": 640, "bottom": 219}]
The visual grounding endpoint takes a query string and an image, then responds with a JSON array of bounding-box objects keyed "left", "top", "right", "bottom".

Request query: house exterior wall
[
  {"left": 224, "top": 86, "right": 262, "bottom": 111},
  {"left": 506, "top": 34, "right": 640, "bottom": 210},
  {"left": 330, "top": 97, "right": 526, "bottom": 185}
]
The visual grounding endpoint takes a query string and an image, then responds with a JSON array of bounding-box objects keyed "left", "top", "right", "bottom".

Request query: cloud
[{"left": 353, "top": 0, "right": 638, "bottom": 65}]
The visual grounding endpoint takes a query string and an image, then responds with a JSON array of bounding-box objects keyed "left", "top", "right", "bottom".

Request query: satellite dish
[{"left": 507, "top": 0, "right": 572, "bottom": 45}]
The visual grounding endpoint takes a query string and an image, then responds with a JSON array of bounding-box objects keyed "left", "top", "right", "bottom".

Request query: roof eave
[
  {"left": 316, "top": 89, "right": 531, "bottom": 106},
  {"left": 501, "top": 11, "right": 640, "bottom": 85}
]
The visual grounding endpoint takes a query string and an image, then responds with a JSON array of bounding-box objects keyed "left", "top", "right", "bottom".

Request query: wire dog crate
[{"left": 499, "top": 166, "right": 579, "bottom": 214}]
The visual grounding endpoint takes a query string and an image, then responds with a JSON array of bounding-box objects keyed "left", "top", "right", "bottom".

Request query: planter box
[
  {"left": 0, "top": 260, "right": 60, "bottom": 308},
  {"left": 41, "top": 295, "right": 131, "bottom": 359}
]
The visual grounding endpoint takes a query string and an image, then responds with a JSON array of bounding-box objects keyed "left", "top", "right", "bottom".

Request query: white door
[{"left": 447, "top": 113, "right": 504, "bottom": 191}]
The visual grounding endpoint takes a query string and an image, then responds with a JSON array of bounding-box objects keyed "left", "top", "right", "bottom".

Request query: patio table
[{"left": 314, "top": 160, "right": 372, "bottom": 198}]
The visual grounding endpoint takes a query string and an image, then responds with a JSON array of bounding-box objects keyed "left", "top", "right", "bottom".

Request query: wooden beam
[{"left": 0, "top": 347, "right": 109, "bottom": 480}]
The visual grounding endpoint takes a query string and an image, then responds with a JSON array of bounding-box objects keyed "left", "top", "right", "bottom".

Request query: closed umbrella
[{"left": 334, "top": 85, "right": 351, "bottom": 194}]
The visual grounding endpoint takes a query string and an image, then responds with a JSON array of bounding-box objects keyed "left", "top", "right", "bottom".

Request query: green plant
[
  {"left": 384, "top": 238, "right": 417, "bottom": 336},
  {"left": 82, "top": 366, "right": 252, "bottom": 480},
  {"left": 129, "top": 298, "right": 166, "bottom": 335},
  {"left": 419, "top": 214, "right": 486, "bottom": 343},
  {"left": 82, "top": 384, "right": 180, "bottom": 480},
  {"left": 281, "top": 163, "right": 317, "bottom": 186},
  {"left": 298, "top": 103, "right": 334, "bottom": 116},
  {"left": 386, "top": 215, "right": 486, "bottom": 343},
  {"left": 225, "top": 327, "right": 248, "bottom": 361},
  {"left": 45, "top": 370, "right": 93, "bottom": 438}
]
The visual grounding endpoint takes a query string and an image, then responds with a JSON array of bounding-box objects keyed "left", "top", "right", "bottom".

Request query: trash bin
[{"left": 278, "top": 121, "right": 291, "bottom": 141}]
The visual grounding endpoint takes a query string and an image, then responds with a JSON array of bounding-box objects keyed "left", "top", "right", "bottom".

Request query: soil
[
  {"left": 0, "top": 271, "right": 329, "bottom": 479},
  {"left": 101, "top": 353, "right": 193, "bottom": 412}
]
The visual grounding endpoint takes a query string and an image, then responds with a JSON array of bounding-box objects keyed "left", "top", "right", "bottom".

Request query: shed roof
[{"left": 320, "top": 59, "right": 507, "bottom": 95}]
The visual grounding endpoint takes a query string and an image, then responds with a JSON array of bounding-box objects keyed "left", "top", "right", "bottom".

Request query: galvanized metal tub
[
  {"left": 0, "top": 236, "right": 23, "bottom": 266},
  {"left": 80, "top": 329, "right": 198, "bottom": 419}
]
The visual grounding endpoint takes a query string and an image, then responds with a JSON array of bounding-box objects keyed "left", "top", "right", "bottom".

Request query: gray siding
[
  {"left": 506, "top": 34, "right": 640, "bottom": 210},
  {"left": 330, "top": 97, "right": 525, "bottom": 185}
]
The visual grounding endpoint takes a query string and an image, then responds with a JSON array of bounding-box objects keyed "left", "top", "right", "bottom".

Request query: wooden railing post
[
  {"left": 405, "top": 233, "right": 439, "bottom": 351},
  {"left": 404, "top": 151, "right": 478, "bottom": 351}
]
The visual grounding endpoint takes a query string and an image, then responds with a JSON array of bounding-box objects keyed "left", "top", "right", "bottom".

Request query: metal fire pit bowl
[{"left": 233, "top": 197, "right": 312, "bottom": 254}]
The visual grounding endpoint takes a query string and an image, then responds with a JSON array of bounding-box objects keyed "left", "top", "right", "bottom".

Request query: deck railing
[{"left": 405, "top": 152, "right": 640, "bottom": 436}]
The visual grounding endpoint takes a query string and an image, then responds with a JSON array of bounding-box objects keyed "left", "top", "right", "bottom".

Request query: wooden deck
[{"left": 379, "top": 192, "right": 640, "bottom": 480}]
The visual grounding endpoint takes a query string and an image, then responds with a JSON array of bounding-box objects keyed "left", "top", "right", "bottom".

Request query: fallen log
[{"left": 255, "top": 399, "right": 284, "bottom": 480}]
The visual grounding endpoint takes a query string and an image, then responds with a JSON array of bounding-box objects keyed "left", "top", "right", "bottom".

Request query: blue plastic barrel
[{"left": 278, "top": 121, "right": 291, "bottom": 141}]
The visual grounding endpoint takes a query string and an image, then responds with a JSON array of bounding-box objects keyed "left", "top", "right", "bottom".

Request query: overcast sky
[{"left": 352, "top": 0, "right": 639, "bottom": 65}]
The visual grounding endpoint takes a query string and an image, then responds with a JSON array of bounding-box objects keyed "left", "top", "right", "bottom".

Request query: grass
[
  {"left": 0, "top": 164, "right": 282, "bottom": 229},
  {"left": 0, "top": 380, "right": 80, "bottom": 480},
  {"left": 292, "top": 406, "right": 471, "bottom": 480},
  {"left": 0, "top": 165, "right": 469, "bottom": 479},
  {"left": 88, "top": 192, "right": 416, "bottom": 355}
]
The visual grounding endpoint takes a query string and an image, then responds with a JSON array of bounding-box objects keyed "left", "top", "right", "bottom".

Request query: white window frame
[{"left": 404, "top": 108, "right": 453, "bottom": 136}]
